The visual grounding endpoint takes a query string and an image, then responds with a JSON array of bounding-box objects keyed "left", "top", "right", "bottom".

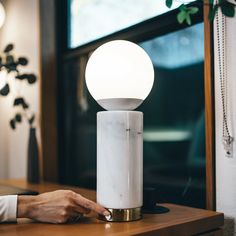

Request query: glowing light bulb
[{"left": 85, "top": 40, "right": 154, "bottom": 110}]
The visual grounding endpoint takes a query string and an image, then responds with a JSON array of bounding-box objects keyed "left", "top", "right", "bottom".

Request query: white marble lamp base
[{"left": 97, "top": 111, "right": 143, "bottom": 221}]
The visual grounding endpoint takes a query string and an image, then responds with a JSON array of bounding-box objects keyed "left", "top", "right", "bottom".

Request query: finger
[
  {"left": 74, "top": 194, "right": 110, "bottom": 216},
  {"left": 73, "top": 204, "right": 91, "bottom": 214},
  {"left": 70, "top": 198, "right": 91, "bottom": 214}
]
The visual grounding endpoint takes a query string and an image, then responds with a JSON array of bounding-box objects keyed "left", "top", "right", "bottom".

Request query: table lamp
[{"left": 85, "top": 40, "right": 154, "bottom": 222}]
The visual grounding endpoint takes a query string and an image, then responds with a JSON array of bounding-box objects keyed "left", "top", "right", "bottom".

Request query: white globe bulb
[{"left": 85, "top": 40, "right": 154, "bottom": 110}]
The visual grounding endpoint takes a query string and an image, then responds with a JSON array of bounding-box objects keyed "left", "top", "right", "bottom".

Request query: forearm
[
  {"left": 2, "top": 190, "right": 109, "bottom": 224},
  {"left": 17, "top": 195, "right": 36, "bottom": 219}
]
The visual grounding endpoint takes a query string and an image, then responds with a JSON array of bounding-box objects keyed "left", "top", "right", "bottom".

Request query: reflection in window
[
  {"left": 69, "top": 0, "right": 195, "bottom": 48},
  {"left": 63, "top": 22, "right": 206, "bottom": 209},
  {"left": 139, "top": 22, "right": 205, "bottom": 208},
  {"left": 140, "top": 23, "right": 203, "bottom": 68}
]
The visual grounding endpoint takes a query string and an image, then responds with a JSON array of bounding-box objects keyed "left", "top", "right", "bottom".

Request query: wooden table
[{"left": 0, "top": 179, "right": 224, "bottom": 236}]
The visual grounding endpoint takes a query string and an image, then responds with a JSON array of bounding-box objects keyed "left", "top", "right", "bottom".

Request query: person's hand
[{"left": 17, "top": 190, "right": 110, "bottom": 223}]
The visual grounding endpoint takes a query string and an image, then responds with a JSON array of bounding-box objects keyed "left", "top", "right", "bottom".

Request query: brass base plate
[{"left": 98, "top": 207, "right": 142, "bottom": 222}]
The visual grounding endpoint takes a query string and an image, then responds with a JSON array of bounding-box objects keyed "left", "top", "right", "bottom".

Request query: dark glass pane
[
  {"left": 61, "top": 22, "right": 205, "bottom": 209},
  {"left": 139, "top": 22, "right": 205, "bottom": 208}
]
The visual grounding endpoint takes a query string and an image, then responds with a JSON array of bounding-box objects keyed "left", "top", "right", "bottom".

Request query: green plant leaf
[
  {"left": 4, "top": 44, "right": 14, "bottom": 53},
  {"left": 0, "top": 83, "right": 10, "bottom": 96},
  {"left": 186, "top": 13, "right": 192, "bottom": 25},
  {"left": 177, "top": 4, "right": 195, "bottom": 25},
  {"left": 10, "top": 119, "right": 16, "bottom": 130},
  {"left": 13, "top": 97, "right": 29, "bottom": 109},
  {"left": 188, "top": 7, "right": 199, "bottom": 15},
  {"left": 27, "top": 74, "right": 37, "bottom": 84},
  {"left": 15, "top": 73, "right": 37, "bottom": 84},
  {"left": 18, "top": 57, "right": 28, "bottom": 66},
  {"left": 6, "top": 55, "right": 14, "bottom": 64},
  {"left": 179, "top": 4, "right": 187, "bottom": 11},
  {"left": 177, "top": 11, "right": 187, "bottom": 24},
  {"left": 221, "top": 1, "right": 235, "bottom": 17},
  {"left": 15, "top": 74, "right": 27, "bottom": 80},
  {"left": 6, "top": 63, "right": 18, "bottom": 72},
  {"left": 208, "top": 4, "right": 219, "bottom": 21},
  {"left": 29, "top": 114, "right": 35, "bottom": 125},
  {"left": 177, "top": 5, "right": 197, "bottom": 25},
  {"left": 166, "top": 0, "right": 173, "bottom": 8},
  {"left": 16, "top": 73, "right": 30, "bottom": 80},
  {"left": 15, "top": 113, "right": 22, "bottom": 122}
]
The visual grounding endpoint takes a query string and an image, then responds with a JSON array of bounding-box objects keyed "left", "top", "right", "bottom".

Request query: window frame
[
  {"left": 39, "top": 0, "right": 215, "bottom": 210},
  {"left": 64, "top": 1, "right": 203, "bottom": 60}
]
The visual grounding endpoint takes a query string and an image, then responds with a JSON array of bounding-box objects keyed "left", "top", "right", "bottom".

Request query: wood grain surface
[
  {"left": 0, "top": 179, "right": 223, "bottom": 236},
  {"left": 204, "top": 2, "right": 216, "bottom": 211}
]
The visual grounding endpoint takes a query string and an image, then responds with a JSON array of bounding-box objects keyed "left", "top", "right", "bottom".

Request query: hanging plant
[
  {"left": 165, "top": 0, "right": 236, "bottom": 25},
  {"left": 0, "top": 43, "right": 37, "bottom": 130}
]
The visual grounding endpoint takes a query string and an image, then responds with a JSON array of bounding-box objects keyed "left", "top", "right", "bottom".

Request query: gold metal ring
[{"left": 98, "top": 207, "right": 142, "bottom": 222}]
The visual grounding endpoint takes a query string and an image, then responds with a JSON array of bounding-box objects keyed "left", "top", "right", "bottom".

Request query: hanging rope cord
[{"left": 215, "top": 6, "right": 233, "bottom": 153}]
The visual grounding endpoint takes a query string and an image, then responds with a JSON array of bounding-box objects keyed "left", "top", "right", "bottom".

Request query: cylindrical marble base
[{"left": 97, "top": 111, "right": 143, "bottom": 222}]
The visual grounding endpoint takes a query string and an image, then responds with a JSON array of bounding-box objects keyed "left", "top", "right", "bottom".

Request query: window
[
  {"left": 69, "top": 0, "right": 195, "bottom": 48},
  {"left": 139, "top": 23, "right": 205, "bottom": 207},
  {"left": 60, "top": 1, "right": 205, "bottom": 208}
]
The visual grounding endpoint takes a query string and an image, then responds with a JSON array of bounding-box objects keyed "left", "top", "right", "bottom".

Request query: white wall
[
  {"left": 0, "top": 0, "right": 40, "bottom": 179},
  {"left": 215, "top": 10, "right": 236, "bottom": 236}
]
